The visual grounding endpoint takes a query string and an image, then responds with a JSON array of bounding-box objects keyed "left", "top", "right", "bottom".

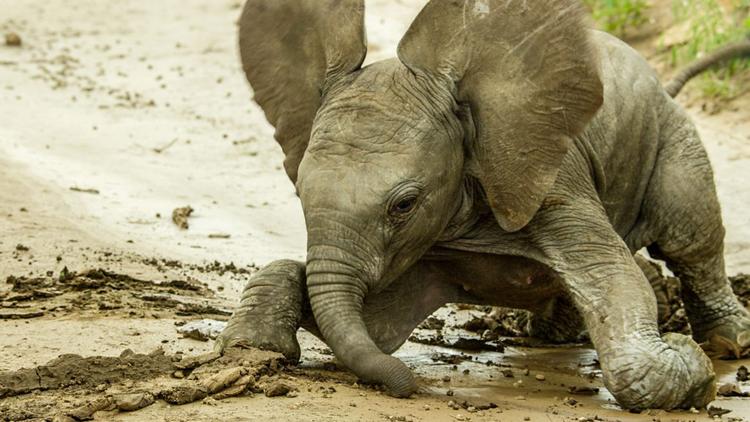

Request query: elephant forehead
[{"left": 310, "top": 61, "right": 452, "bottom": 150}]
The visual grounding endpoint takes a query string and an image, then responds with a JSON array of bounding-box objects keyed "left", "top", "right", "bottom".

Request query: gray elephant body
[{"left": 218, "top": 0, "right": 750, "bottom": 411}]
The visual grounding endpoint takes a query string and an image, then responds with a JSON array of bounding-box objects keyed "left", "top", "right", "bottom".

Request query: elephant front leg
[
  {"left": 533, "top": 199, "right": 716, "bottom": 410},
  {"left": 215, "top": 260, "right": 307, "bottom": 362}
]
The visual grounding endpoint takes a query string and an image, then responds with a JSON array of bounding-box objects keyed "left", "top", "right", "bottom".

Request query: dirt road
[{"left": 1, "top": 0, "right": 749, "bottom": 421}]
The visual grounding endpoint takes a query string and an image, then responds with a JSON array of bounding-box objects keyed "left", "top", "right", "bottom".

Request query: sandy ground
[{"left": 0, "top": 0, "right": 749, "bottom": 421}]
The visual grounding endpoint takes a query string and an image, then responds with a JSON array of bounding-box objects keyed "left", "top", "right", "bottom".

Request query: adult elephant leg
[
  {"left": 533, "top": 196, "right": 715, "bottom": 410},
  {"left": 215, "top": 260, "right": 307, "bottom": 362},
  {"left": 641, "top": 111, "right": 750, "bottom": 357}
]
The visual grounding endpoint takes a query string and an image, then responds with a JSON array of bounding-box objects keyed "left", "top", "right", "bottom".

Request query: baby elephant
[{"left": 217, "top": 0, "right": 750, "bottom": 410}]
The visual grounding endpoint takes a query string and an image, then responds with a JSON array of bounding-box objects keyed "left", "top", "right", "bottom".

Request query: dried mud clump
[
  {"left": 0, "top": 349, "right": 173, "bottom": 399},
  {"left": 172, "top": 205, "right": 194, "bottom": 229},
  {"left": 4, "top": 32, "right": 22, "bottom": 47},
  {"left": 0, "top": 348, "right": 289, "bottom": 420}
]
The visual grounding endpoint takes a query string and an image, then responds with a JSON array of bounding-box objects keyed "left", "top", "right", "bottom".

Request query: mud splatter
[{"left": 1, "top": 268, "right": 231, "bottom": 319}]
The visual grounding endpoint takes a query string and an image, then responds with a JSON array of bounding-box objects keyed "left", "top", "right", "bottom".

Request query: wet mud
[
  {"left": 1, "top": 268, "right": 232, "bottom": 321},
  {"left": 0, "top": 347, "right": 287, "bottom": 421}
]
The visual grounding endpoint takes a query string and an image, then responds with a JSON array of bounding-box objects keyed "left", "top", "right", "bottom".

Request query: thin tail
[{"left": 664, "top": 36, "right": 750, "bottom": 98}]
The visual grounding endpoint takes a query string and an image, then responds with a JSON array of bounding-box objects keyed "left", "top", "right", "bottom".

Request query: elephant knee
[{"left": 603, "top": 333, "right": 715, "bottom": 410}]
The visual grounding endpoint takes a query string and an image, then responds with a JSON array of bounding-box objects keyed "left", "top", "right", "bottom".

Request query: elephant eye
[{"left": 391, "top": 197, "right": 417, "bottom": 215}]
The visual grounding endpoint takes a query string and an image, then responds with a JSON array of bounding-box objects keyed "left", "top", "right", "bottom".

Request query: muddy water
[{"left": 293, "top": 325, "right": 750, "bottom": 421}]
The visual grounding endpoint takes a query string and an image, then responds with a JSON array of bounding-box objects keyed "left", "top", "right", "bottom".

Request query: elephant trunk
[{"left": 306, "top": 242, "right": 417, "bottom": 397}]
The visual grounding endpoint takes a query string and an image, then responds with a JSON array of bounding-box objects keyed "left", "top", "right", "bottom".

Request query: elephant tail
[{"left": 664, "top": 35, "right": 750, "bottom": 98}]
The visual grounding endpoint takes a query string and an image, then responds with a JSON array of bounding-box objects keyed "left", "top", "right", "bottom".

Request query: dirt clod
[
  {"left": 264, "top": 381, "right": 294, "bottom": 397},
  {"left": 201, "top": 367, "right": 247, "bottom": 394},
  {"left": 159, "top": 385, "right": 208, "bottom": 404},
  {"left": 568, "top": 386, "right": 600, "bottom": 395},
  {"left": 69, "top": 186, "right": 100, "bottom": 195},
  {"left": 737, "top": 365, "right": 749, "bottom": 382},
  {"left": 66, "top": 397, "right": 113, "bottom": 420},
  {"left": 4, "top": 32, "right": 22, "bottom": 47},
  {"left": 175, "top": 350, "right": 222, "bottom": 369},
  {"left": 717, "top": 382, "right": 749, "bottom": 397},
  {"left": 177, "top": 319, "right": 226, "bottom": 341},
  {"left": 113, "top": 392, "right": 155, "bottom": 411},
  {"left": 172, "top": 206, "right": 194, "bottom": 229},
  {"left": 707, "top": 406, "right": 732, "bottom": 417}
]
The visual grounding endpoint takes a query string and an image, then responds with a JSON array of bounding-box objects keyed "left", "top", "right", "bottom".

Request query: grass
[
  {"left": 585, "top": 0, "right": 749, "bottom": 100},
  {"left": 668, "top": 0, "right": 750, "bottom": 99},
  {"left": 583, "top": 0, "right": 651, "bottom": 36}
]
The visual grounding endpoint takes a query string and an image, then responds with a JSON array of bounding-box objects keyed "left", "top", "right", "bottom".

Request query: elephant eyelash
[{"left": 386, "top": 184, "right": 422, "bottom": 222}]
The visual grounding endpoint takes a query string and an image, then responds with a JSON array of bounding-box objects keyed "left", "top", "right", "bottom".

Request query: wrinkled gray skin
[{"left": 216, "top": 0, "right": 750, "bottom": 410}]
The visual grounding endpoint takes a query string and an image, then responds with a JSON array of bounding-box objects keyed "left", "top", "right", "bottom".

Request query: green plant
[
  {"left": 670, "top": 0, "right": 750, "bottom": 99},
  {"left": 584, "top": 0, "right": 651, "bottom": 36}
]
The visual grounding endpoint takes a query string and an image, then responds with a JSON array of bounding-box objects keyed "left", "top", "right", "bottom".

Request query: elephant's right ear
[{"left": 239, "top": 0, "right": 367, "bottom": 183}]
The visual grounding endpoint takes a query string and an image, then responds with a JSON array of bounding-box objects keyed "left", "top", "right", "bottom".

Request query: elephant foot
[
  {"left": 605, "top": 333, "right": 716, "bottom": 410},
  {"left": 215, "top": 315, "right": 301, "bottom": 362},
  {"left": 214, "top": 260, "right": 307, "bottom": 363},
  {"left": 698, "top": 312, "right": 750, "bottom": 359}
]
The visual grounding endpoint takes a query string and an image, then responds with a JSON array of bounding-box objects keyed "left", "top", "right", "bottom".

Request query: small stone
[
  {"left": 513, "top": 380, "right": 523, "bottom": 388},
  {"left": 446, "top": 389, "right": 455, "bottom": 397},
  {"left": 689, "top": 407, "right": 700, "bottom": 414},
  {"left": 442, "top": 375, "right": 451, "bottom": 382},
  {"left": 522, "top": 368, "right": 530, "bottom": 376},
  {"left": 501, "top": 369, "right": 514, "bottom": 377},
  {"left": 535, "top": 374, "right": 545, "bottom": 381}
]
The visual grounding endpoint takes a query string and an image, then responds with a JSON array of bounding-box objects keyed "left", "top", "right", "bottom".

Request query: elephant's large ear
[
  {"left": 398, "top": 0, "right": 603, "bottom": 232},
  {"left": 239, "top": 0, "right": 367, "bottom": 183}
]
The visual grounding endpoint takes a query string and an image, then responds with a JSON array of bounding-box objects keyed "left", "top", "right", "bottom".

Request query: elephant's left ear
[{"left": 398, "top": 0, "right": 603, "bottom": 232}]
